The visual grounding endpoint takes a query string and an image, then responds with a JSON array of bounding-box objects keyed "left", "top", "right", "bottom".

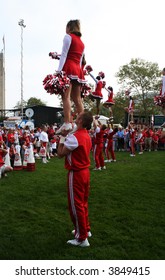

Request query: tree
[
  {"left": 14, "top": 100, "right": 27, "bottom": 109},
  {"left": 112, "top": 91, "right": 128, "bottom": 124},
  {"left": 14, "top": 97, "right": 47, "bottom": 109},
  {"left": 57, "top": 83, "right": 96, "bottom": 114},
  {"left": 115, "top": 58, "right": 162, "bottom": 120},
  {"left": 27, "top": 97, "right": 46, "bottom": 107}
]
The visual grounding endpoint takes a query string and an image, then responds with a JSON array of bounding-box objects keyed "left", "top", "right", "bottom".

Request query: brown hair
[
  {"left": 66, "top": 20, "right": 82, "bottom": 37},
  {"left": 81, "top": 111, "right": 93, "bottom": 130}
]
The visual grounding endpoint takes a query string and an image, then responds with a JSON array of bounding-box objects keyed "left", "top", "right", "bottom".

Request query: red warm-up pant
[
  {"left": 106, "top": 140, "right": 116, "bottom": 160},
  {"left": 67, "top": 168, "right": 90, "bottom": 241},
  {"left": 93, "top": 143, "right": 104, "bottom": 168}
]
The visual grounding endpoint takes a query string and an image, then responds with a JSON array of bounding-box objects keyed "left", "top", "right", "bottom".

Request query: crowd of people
[
  {"left": 0, "top": 120, "right": 164, "bottom": 174},
  {"left": 0, "top": 123, "right": 59, "bottom": 173}
]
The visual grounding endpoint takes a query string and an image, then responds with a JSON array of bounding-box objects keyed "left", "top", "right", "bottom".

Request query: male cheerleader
[{"left": 57, "top": 111, "right": 93, "bottom": 247}]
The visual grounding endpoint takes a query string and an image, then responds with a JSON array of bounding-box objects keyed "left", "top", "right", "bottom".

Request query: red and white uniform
[
  {"left": 161, "top": 76, "right": 165, "bottom": 97},
  {"left": 129, "top": 128, "right": 136, "bottom": 155},
  {"left": 64, "top": 129, "right": 92, "bottom": 242},
  {"left": 143, "top": 128, "right": 153, "bottom": 139},
  {"left": 0, "top": 150, "right": 5, "bottom": 168},
  {"left": 57, "top": 33, "right": 86, "bottom": 84},
  {"left": 154, "top": 75, "right": 165, "bottom": 107},
  {"left": 152, "top": 133, "right": 159, "bottom": 143},
  {"left": 0, "top": 149, "right": 6, "bottom": 178},
  {"left": 135, "top": 132, "right": 144, "bottom": 145},
  {"left": 128, "top": 98, "right": 134, "bottom": 113},
  {"left": 90, "top": 80, "right": 103, "bottom": 99},
  {"left": 104, "top": 89, "right": 115, "bottom": 106},
  {"left": 93, "top": 126, "right": 105, "bottom": 168},
  {"left": 7, "top": 131, "right": 15, "bottom": 147},
  {"left": 39, "top": 131, "right": 48, "bottom": 148},
  {"left": 105, "top": 128, "right": 116, "bottom": 160}
]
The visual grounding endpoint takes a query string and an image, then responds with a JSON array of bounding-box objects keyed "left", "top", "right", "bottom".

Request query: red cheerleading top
[
  {"left": 129, "top": 128, "right": 136, "bottom": 140},
  {"left": 128, "top": 99, "right": 134, "bottom": 111},
  {"left": 0, "top": 150, "right": 5, "bottom": 167},
  {"left": 64, "top": 128, "right": 92, "bottom": 171},
  {"left": 93, "top": 127, "right": 105, "bottom": 144},
  {"left": 95, "top": 81, "right": 103, "bottom": 95},
  {"left": 58, "top": 33, "right": 86, "bottom": 83},
  {"left": 107, "top": 128, "right": 116, "bottom": 140},
  {"left": 160, "top": 76, "right": 165, "bottom": 96}
]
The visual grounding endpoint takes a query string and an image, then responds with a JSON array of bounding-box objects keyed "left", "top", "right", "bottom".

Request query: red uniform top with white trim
[
  {"left": 93, "top": 127, "right": 105, "bottom": 144},
  {"left": 64, "top": 129, "right": 92, "bottom": 171},
  {"left": 58, "top": 33, "right": 85, "bottom": 83}
]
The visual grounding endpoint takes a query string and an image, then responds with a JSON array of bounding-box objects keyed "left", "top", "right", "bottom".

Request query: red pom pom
[
  {"left": 49, "top": 52, "right": 60, "bottom": 60},
  {"left": 83, "top": 69, "right": 88, "bottom": 76},
  {"left": 98, "top": 71, "right": 105, "bottom": 79},
  {"left": 85, "top": 65, "right": 93, "bottom": 73},
  {"left": 81, "top": 83, "right": 92, "bottom": 98},
  {"left": 154, "top": 95, "right": 165, "bottom": 107},
  {"left": 125, "top": 89, "right": 131, "bottom": 96},
  {"left": 43, "top": 71, "right": 70, "bottom": 95}
]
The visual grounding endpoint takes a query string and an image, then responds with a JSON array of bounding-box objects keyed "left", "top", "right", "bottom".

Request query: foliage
[
  {"left": 0, "top": 151, "right": 165, "bottom": 260},
  {"left": 14, "top": 100, "right": 27, "bottom": 109},
  {"left": 115, "top": 58, "right": 162, "bottom": 119},
  {"left": 26, "top": 97, "right": 46, "bottom": 107},
  {"left": 14, "top": 98, "right": 46, "bottom": 109},
  {"left": 57, "top": 83, "right": 96, "bottom": 114},
  {"left": 112, "top": 91, "right": 128, "bottom": 124}
]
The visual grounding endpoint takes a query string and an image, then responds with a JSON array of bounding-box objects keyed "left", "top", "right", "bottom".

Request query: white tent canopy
[{"left": 94, "top": 115, "right": 109, "bottom": 125}]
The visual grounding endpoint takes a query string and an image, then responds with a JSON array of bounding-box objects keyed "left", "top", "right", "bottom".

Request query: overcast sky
[{"left": 0, "top": 0, "right": 164, "bottom": 109}]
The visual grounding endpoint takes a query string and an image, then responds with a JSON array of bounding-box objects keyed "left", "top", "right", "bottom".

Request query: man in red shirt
[
  {"left": 57, "top": 111, "right": 93, "bottom": 247},
  {"left": 143, "top": 125, "right": 153, "bottom": 152}
]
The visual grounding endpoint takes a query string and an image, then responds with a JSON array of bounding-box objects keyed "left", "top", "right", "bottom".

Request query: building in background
[{"left": 2, "top": 105, "right": 63, "bottom": 128}]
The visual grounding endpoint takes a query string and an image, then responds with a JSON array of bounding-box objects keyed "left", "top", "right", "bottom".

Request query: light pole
[{"left": 18, "top": 19, "right": 26, "bottom": 119}]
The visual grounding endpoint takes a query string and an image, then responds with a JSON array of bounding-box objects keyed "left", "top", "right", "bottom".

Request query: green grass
[{"left": 0, "top": 151, "right": 164, "bottom": 260}]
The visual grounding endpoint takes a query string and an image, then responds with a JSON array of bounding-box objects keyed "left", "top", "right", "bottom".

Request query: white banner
[{"left": 0, "top": 260, "right": 164, "bottom": 280}]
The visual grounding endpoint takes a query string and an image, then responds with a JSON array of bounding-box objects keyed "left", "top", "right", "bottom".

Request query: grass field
[{"left": 0, "top": 150, "right": 164, "bottom": 260}]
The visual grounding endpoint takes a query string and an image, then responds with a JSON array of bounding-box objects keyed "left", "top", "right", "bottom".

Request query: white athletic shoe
[
  {"left": 69, "top": 123, "right": 77, "bottom": 134},
  {"left": 55, "top": 122, "right": 72, "bottom": 135},
  {"left": 67, "top": 238, "right": 90, "bottom": 247},
  {"left": 93, "top": 167, "right": 101, "bottom": 171},
  {"left": 104, "top": 159, "right": 109, "bottom": 162},
  {"left": 102, "top": 166, "right": 106, "bottom": 170},
  {"left": 71, "top": 230, "right": 92, "bottom": 238}
]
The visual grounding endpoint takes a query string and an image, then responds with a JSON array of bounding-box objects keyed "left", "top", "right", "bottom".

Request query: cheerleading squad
[
  {"left": 0, "top": 124, "right": 60, "bottom": 178},
  {"left": 1, "top": 18, "right": 165, "bottom": 247},
  {"left": 90, "top": 119, "right": 165, "bottom": 170},
  {"left": 0, "top": 120, "right": 164, "bottom": 177}
]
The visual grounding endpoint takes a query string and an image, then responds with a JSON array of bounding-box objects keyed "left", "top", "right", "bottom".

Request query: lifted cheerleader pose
[
  {"left": 154, "top": 68, "right": 165, "bottom": 127},
  {"left": 57, "top": 111, "right": 93, "bottom": 247},
  {"left": 55, "top": 20, "right": 86, "bottom": 135},
  {"left": 87, "top": 68, "right": 105, "bottom": 116},
  {"left": 125, "top": 95, "right": 134, "bottom": 125},
  {"left": 103, "top": 86, "right": 115, "bottom": 121}
]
